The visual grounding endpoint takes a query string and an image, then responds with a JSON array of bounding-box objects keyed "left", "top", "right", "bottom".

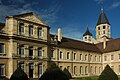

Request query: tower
[
  {"left": 96, "top": 8, "right": 111, "bottom": 42},
  {"left": 83, "top": 27, "right": 93, "bottom": 43}
]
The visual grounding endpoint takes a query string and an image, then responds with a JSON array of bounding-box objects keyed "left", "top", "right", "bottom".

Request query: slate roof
[
  {"left": 83, "top": 27, "right": 92, "bottom": 36},
  {"left": 50, "top": 34, "right": 101, "bottom": 53},
  {"left": 96, "top": 8, "right": 110, "bottom": 25}
]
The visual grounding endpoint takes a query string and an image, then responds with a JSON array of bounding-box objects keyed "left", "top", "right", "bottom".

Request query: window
[
  {"left": 119, "top": 65, "right": 120, "bottom": 73},
  {"left": 0, "top": 64, "right": 5, "bottom": 76},
  {"left": 19, "top": 45, "right": 24, "bottom": 56},
  {"left": 67, "top": 52, "right": 70, "bottom": 59},
  {"left": 85, "top": 37, "right": 87, "bottom": 39},
  {"left": 103, "top": 26, "right": 106, "bottom": 29},
  {"left": 85, "top": 66, "right": 88, "bottom": 75},
  {"left": 29, "top": 47, "right": 33, "bottom": 56},
  {"left": 90, "top": 55, "right": 92, "bottom": 61},
  {"left": 99, "top": 56, "right": 101, "bottom": 62},
  {"left": 80, "top": 54, "right": 82, "bottom": 60},
  {"left": 98, "top": 27, "right": 100, "bottom": 30},
  {"left": 91, "top": 66, "right": 92, "bottom": 73},
  {"left": 74, "top": 52, "right": 76, "bottom": 60},
  {"left": 74, "top": 66, "right": 77, "bottom": 75},
  {"left": 29, "top": 63, "right": 34, "bottom": 78},
  {"left": 119, "top": 54, "right": 120, "bottom": 60},
  {"left": 29, "top": 25, "right": 34, "bottom": 36},
  {"left": 80, "top": 66, "right": 82, "bottom": 75},
  {"left": 104, "top": 56, "right": 107, "bottom": 61},
  {"left": 103, "top": 31, "right": 105, "bottom": 34},
  {"left": 95, "top": 66, "right": 97, "bottom": 74},
  {"left": 60, "top": 51, "right": 63, "bottom": 59},
  {"left": 99, "top": 67, "right": 101, "bottom": 73},
  {"left": 85, "top": 54, "right": 87, "bottom": 61},
  {"left": 111, "top": 66, "right": 114, "bottom": 70},
  {"left": 38, "top": 28, "right": 42, "bottom": 38},
  {"left": 0, "top": 43, "right": 4, "bottom": 54},
  {"left": 38, "top": 63, "right": 42, "bottom": 78},
  {"left": 19, "top": 23, "right": 24, "bottom": 35},
  {"left": 60, "top": 66, "right": 62, "bottom": 70},
  {"left": 98, "top": 31, "right": 100, "bottom": 35},
  {"left": 67, "top": 66, "right": 70, "bottom": 72},
  {"left": 38, "top": 48, "right": 42, "bottom": 57},
  {"left": 111, "top": 54, "right": 114, "bottom": 60},
  {"left": 95, "top": 56, "right": 97, "bottom": 61},
  {"left": 19, "top": 63, "right": 24, "bottom": 70}
]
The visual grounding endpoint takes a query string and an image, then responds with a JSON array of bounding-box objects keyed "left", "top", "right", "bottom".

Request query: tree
[
  {"left": 98, "top": 64, "right": 118, "bottom": 80},
  {"left": 10, "top": 67, "right": 28, "bottom": 80},
  {"left": 39, "top": 62, "right": 69, "bottom": 80},
  {"left": 63, "top": 68, "right": 72, "bottom": 79}
]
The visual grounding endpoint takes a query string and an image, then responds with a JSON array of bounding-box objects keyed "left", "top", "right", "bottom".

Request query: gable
[{"left": 13, "top": 12, "right": 48, "bottom": 26}]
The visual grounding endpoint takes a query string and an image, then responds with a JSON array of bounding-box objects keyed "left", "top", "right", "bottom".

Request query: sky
[{"left": 0, "top": 0, "right": 120, "bottom": 40}]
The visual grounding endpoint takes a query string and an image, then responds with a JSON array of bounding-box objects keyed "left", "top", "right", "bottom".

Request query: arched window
[
  {"left": 85, "top": 66, "right": 88, "bottom": 75},
  {"left": 80, "top": 66, "right": 82, "bottom": 75}
]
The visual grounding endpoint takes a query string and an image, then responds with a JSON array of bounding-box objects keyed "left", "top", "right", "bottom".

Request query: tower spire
[{"left": 96, "top": 8, "right": 110, "bottom": 25}]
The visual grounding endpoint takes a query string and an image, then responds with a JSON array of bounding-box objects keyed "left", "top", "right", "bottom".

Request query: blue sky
[{"left": 0, "top": 0, "right": 120, "bottom": 40}]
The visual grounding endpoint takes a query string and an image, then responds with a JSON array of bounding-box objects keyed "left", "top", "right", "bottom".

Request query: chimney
[
  {"left": 103, "top": 37, "right": 107, "bottom": 49},
  {"left": 58, "top": 28, "right": 62, "bottom": 42}
]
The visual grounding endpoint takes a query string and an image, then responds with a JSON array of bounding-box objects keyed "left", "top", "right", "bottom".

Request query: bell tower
[
  {"left": 83, "top": 27, "right": 93, "bottom": 43},
  {"left": 96, "top": 8, "right": 111, "bottom": 42}
]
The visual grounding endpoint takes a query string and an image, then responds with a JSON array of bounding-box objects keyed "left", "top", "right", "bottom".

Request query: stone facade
[{"left": 0, "top": 8, "right": 119, "bottom": 79}]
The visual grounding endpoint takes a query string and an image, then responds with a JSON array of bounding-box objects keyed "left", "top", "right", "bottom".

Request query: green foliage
[
  {"left": 10, "top": 67, "right": 28, "bottom": 80},
  {"left": 98, "top": 65, "right": 118, "bottom": 80},
  {"left": 63, "top": 68, "right": 72, "bottom": 79},
  {"left": 39, "top": 62, "right": 69, "bottom": 80},
  {"left": 74, "top": 76, "right": 98, "bottom": 80}
]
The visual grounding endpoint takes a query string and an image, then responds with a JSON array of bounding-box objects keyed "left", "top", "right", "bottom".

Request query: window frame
[
  {"left": 29, "top": 25, "right": 34, "bottom": 36},
  {"left": 0, "top": 64, "right": 5, "bottom": 76},
  {"left": 0, "top": 43, "right": 4, "bottom": 54},
  {"left": 19, "top": 23, "right": 24, "bottom": 35},
  {"left": 38, "top": 27, "right": 42, "bottom": 38},
  {"left": 67, "top": 52, "right": 70, "bottom": 60}
]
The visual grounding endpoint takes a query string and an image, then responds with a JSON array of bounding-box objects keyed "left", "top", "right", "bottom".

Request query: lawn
[
  {"left": 73, "top": 76, "right": 120, "bottom": 80},
  {"left": 73, "top": 76, "right": 98, "bottom": 80}
]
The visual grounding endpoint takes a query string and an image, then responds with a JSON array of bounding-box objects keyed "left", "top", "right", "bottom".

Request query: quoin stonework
[{"left": 0, "top": 8, "right": 119, "bottom": 79}]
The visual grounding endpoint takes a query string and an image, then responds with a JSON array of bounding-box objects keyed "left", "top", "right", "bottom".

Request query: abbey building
[{"left": 0, "top": 8, "right": 119, "bottom": 79}]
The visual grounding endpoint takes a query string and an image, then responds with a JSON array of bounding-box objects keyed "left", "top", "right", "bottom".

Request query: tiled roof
[
  {"left": 96, "top": 38, "right": 120, "bottom": 53},
  {"left": 54, "top": 36, "right": 101, "bottom": 53}
]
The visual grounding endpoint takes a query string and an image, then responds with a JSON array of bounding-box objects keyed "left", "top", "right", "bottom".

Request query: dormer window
[{"left": 19, "top": 23, "right": 24, "bottom": 35}]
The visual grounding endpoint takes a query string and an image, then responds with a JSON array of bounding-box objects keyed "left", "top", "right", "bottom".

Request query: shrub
[
  {"left": 10, "top": 67, "right": 28, "bottom": 80},
  {"left": 63, "top": 68, "right": 72, "bottom": 79},
  {"left": 98, "top": 64, "right": 118, "bottom": 80},
  {"left": 39, "top": 62, "right": 69, "bottom": 80}
]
